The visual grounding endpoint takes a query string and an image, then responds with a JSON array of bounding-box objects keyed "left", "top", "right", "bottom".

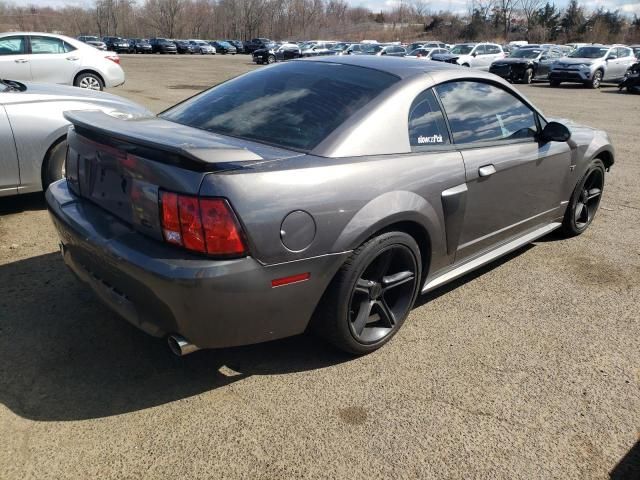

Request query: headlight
[{"left": 578, "top": 63, "right": 592, "bottom": 69}]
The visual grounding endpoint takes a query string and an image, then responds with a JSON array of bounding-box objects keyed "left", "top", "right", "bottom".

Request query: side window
[
  {"left": 486, "top": 45, "right": 500, "bottom": 54},
  {"left": 30, "top": 36, "right": 67, "bottom": 54},
  {"left": 63, "top": 41, "right": 77, "bottom": 53},
  {"left": 475, "top": 45, "right": 487, "bottom": 55},
  {"left": 435, "top": 81, "right": 538, "bottom": 145},
  {"left": 408, "top": 89, "right": 451, "bottom": 148},
  {"left": 0, "top": 36, "right": 25, "bottom": 56},
  {"left": 617, "top": 47, "right": 630, "bottom": 58}
]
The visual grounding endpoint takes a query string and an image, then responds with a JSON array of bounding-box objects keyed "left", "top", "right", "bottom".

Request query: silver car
[
  {"left": 0, "top": 79, "right": 150, "bottom": 197},
  {"left": 549, "top": 45, "right": 637, "bottom": 88},
  {"left": 46, "top": 57, "right": 614, "bottom": 356},
  {"left": 0, "top": 32, "right": 125, "bottom": 90}
]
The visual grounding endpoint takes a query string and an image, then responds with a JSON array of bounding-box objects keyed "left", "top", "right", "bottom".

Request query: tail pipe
[{"left": 167, "top": 334, "right": 200, "bottom": 356}]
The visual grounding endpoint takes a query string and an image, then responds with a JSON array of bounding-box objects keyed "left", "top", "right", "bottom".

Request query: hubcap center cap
[{"left": 370, "top": 283, "right": 382, "bottom": 300}]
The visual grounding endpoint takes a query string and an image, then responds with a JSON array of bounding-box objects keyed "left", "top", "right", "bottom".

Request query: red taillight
[
  {"left": 105, "top": 55, "right": 120, "bottom": 64},
  {"left": 160, "top": 191, "right": 247, "bottom": 256}
]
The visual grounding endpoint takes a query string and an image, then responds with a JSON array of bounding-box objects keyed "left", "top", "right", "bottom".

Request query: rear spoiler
[{"left": 64, "top": 110, "right": 268, "bottom": 172}]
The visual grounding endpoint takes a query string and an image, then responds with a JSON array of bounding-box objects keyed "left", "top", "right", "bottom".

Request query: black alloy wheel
[
  {"left": 524, "top": 68, "right": 533, "bottom": 84},
  {"left": 315, "top": 231, "right": 421, "bottom": 354},
  {"left": 562, "top": 159, "right": 605, "bottom": 236}
]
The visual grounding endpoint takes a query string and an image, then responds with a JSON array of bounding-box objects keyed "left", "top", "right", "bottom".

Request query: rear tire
[
  {"left": 314, "top": 231, "right": 421, "bottom": 355},
  {"left": 74, "top": 72, "right": 104, "bottom": 91},
  {"left": 42, "top": 139, "right": 67, "bottom": 190},
  {"left": 561, "top": 159, "right": 605, "bottom": 237}
]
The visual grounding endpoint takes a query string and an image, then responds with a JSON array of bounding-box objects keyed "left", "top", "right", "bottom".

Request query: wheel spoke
[
  {"left": 376, "top": 299, "right": 396, "bottom": 327},
  {"left": 586, "top": 188, "right": 601, "bottom": 201},
  {"left": 372, "top": 249, "right": 394, "bottom": 281},
  {"left": 575, "top": 202, "right": 586, "bottom": 223},
  {"left": 352, "top": 299, "right": 374, "bottom": 336},
  {"left": 355, "top": 278, "right": 375, "bottom": 295},
  {"left": 382, "top": 270, "right": 415, "bottom": 291}
]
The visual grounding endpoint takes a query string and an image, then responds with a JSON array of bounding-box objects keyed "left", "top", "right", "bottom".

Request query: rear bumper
[{"left": 46, "top": 180, "right": 348, "bottom": 349}]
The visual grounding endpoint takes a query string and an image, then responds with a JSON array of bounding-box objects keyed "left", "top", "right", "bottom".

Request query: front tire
[
  {"left": 588, "top": 70, "right": 603, "bottom": 89},
  {"left": 74, "top": 72, "right": 104, "bottom": 91},
  {"left": 561, "top": 159, "right": 605, "bottom": 237},
  {"left": 267, "top": 54, "right": 276, "bottom": 64},
  {"left": 524, "top": 68, "right": 533, "bottom": 84},
  {"left": 315, "top": 231, "right": 422, "bottom": 355}
]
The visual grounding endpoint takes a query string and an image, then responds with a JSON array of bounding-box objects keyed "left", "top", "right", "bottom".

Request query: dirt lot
[{"left": 1, "top": 54, "right": 639, "bottom": 479}]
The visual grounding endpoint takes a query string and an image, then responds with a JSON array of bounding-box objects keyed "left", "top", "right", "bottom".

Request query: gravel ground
[{"left": 0, "top": 54, "right": 639, "bottom": 479}]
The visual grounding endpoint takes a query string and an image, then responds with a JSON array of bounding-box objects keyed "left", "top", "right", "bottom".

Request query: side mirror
[
  {"left": 607, "top": 54, "right": 617, "bottom": 60},
  {"left": 471, "top": 52, "right": 477, "bottom": 57},
  {"left": 540, "top": 121, "right": 571, "bottom": 143}
]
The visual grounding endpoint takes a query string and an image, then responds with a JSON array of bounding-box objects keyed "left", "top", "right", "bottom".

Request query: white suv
[
  {"left": 435, "top": 43, "right": 505, "bottom": 70},
  {"left": 0, "top": 32, "right": 125, "bottom": 90}
]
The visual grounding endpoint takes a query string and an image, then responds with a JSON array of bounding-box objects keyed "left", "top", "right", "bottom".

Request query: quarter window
[
  {"left": 435, "top": 81, "right": 538, "bottom": 145},
  {"left": 408, "top": 89, "right": 450, "bottom": 148},
  {"left": 0, "top": 36, "right": 26, "bottom": 56}
]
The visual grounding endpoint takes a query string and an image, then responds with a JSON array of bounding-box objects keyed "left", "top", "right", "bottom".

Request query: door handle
[
  {"left": 14, "top": 59, "right": 28, "bottom": 63},
  {"left": 66, "top": 56, "right": 79, "bottom": 61},
  {"left": 478, "top": 164, "right": 497, "bottom": 177}
]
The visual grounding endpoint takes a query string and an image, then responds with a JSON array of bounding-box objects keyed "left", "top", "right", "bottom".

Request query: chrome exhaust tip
[{"left": 167, "top": 334, "right": 200, "bottom": 356}]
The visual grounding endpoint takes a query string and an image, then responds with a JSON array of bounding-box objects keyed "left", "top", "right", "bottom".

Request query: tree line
[{"left": 0, "top": 0, "right": 638, "bottom": 44}]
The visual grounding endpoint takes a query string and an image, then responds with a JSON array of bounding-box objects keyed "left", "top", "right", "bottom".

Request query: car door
[
  {"left": 28, "top": 35, "right": 79, "bottom": 85},
  {"left": 470, "top": 44, "right": 486, "bottom": 68},
  {"left": 434, "top": 80, "right": 572, "bottom": 260},
  {"left": 614, "top": 47, "right": 634, "bottom": 79},
  {"left": 0, "top": 105, "right": 20, "bottom": 195},
  {"left": 484, "top": 45, "right": 503, "bottom": 67},
  {"left": 537, "top": 49, "right": 558, "bottom": 77},
  {"left": 0, "top": 35, "right": 31, "bottom": 81}
]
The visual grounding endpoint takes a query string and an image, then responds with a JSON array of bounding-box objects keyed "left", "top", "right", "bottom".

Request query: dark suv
[
  {"left": 128, "top": 38, "right": 152, "bottom": 54},
  {"left": 174, "top": 40, "right": 196, "bottom": 54},
  {"left": 103, "top": 36, "right": 130, "bottom": 53},
  {"left": 243, "top": 38, "right": 272, "bottom": 54},
  {"left": 150, "top": 38, "right": 178, "bottom": 54}
]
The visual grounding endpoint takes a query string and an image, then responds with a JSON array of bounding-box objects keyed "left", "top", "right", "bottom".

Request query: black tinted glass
[
  {"left": 162, "top": 62, "right": 399, "bottom": 151},
  {"left": 408, "top": 90, "right": 450, "bottom": 148},
  {"left": 436, "top": 81, "right": 538, "bottom": 144}
]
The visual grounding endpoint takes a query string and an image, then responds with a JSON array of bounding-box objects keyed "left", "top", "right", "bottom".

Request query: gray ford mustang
[
  {"left": 0, "top": 79, "right": 150, "bottom": 197},
  {"left": 46, "top": 57, "right": 614, "bottom": 356}
]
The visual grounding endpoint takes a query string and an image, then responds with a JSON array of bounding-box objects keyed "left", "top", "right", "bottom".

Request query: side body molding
[{"left": 441, "top": 183, "right": 468, "bottom": 256}]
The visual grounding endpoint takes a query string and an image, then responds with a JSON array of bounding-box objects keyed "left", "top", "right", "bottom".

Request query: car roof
[{"left": 301, "top": 55, "right": 478, "bottom": 80}]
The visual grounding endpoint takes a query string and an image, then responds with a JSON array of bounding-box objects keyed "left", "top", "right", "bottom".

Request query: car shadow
[
  {"left": 0, "top": 192, "right": 46, "bottom": 214},
  {"left": 525, "top": 83, "right": 620, "bottom": 90},
  {"left": 0, "top": 252, "right": 352, "bottom": 422},
  {"left": 610, "top": 440, "right": 640, "bottom": 479}
]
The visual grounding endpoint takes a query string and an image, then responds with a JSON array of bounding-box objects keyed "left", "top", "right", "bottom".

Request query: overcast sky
[{"left": 16, "top": 0, "right": 640, "bottom": 16}]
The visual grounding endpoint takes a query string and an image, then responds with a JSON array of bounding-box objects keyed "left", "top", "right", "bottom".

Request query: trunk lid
[{"left": 63, "top": 110, "right": 300, "bottom": 241}]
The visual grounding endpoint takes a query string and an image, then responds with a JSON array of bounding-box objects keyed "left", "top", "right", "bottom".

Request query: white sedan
[{"left": 0, "top": 32, "right": 125, "bottom": 90}]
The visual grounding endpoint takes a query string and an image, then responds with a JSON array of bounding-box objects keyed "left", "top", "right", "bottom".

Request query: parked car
[
  {"left": 406, "top": 47, "right": 449, "bottom": 59},
  {"left": 227, "top": 40, "right": 245, "bottom": 53},
  {"left": 174, "top": 40, "right": 195, "bottom": 54},
  {"left": 341, "top": 43, "right": 367, "bottom": 55},
  {"left": 0, "top": 32, "right": 124, "bottom": 90},
  {"left": 188, "top": 40, "right": 215, "bottom": 54},
  {"left": 359, "top": 44, "right": 407, "bottom": 57},
  {"left": 489, "top": 47, "right": 564, "bottom": 83},
  {"left": 77, "top": 36, "right": 107, "bottom": 51},
  {"left": 211, "top": 41, "right": 236, "bottom": 54},
  {"left": 432, "top": 43, "right": 505, "bottom": 69},
  {"left": 102, "top": 36, "right": 130, "bottom": 53},
  {"left": 549, "top": 45, "right": 636, "bottom": 88},
  {"left": 253, "top": 42, "right": 301, "bottom": 64},
  {"left": 46, "top": 56, "right": 614, "bottom": 357},
  {"left": 618, "top": 60, "right": 640, "bottom": 93},
  {"left": 149, "top": 38, "right": 178, "bottom": 54},
  {"left": 128, "top": 38, "right": 152, "bottom": 54},
  {"left": 300, "top": 42, "right": 337, "bottom": 57},
  {"left": 0, "top": 79, "right": 149, "bottom": 197},
  {"left": 244, "top": 38, "right": 272, "bottom": 54}
]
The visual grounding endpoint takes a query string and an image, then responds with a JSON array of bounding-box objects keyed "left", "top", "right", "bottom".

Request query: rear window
[{"left": 161, "top": 62, "right": 399, "bottom": 151}]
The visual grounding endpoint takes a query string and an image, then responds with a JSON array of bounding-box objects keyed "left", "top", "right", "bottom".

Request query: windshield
[
  {"left": 510, "top": 48, "right": 542, "bottom": 59},
  {"left": 362, "top": 44, "right": 383, "bottom": 53},
  {"left": 161, "top": 62, "right": 399, "bottom": 151},
  {"left": 569, "top": 47, "right": 609, "bottom": 58},
  {"left": 450, "top": 45, "right": 474, "bottom": 55}
]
